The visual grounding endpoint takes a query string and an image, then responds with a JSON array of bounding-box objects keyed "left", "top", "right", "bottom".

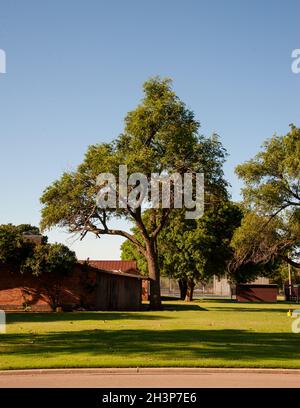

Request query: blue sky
[{"left": 0, "top": 0, "right": 299, "bottom": 260}]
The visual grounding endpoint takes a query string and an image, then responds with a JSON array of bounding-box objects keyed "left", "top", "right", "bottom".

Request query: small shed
[
  {"left": 79, "top": 260, "right": 143, "bottom": 311},
  {"left": 236, "top": 284, "right": 278, "bottom": 302},
  {"left": 94, "top": 269, "right": 142, "bottom": 310}
]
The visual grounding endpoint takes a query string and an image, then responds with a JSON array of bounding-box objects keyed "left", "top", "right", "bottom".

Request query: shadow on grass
[
  {"left": 162, "top": 303, "right": 208, "bottom": 311},
  {"left": 6, "top": 311, "right": 174, "bottom": 324},
  {"left": 1, "top": 328, "right": 299, "bottom": 364},
  {"left": 6, "top": 304, "right": 207, "bottom": 324},
  {"left": 197, "top": 299, "right": 235, "bottom": 304},
  {"left": 207, "top": 307, "right": 290, "bottom": 313}
]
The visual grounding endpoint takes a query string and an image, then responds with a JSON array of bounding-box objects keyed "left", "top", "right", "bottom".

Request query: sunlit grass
[{"left": 0, "top": 300, "right": 298, "bottom": 370}]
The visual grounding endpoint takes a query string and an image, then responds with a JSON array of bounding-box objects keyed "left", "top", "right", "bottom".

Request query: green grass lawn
[{"left": 1, "top": 299, "right": 299, "bottom": 370}]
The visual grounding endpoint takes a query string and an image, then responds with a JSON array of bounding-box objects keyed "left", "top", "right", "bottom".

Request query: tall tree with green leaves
[
  {"left": 40, "top": 77, "right": 227, "bottom": 309},
  {"left": 231, "top": 125, "right": 300, "bottom": 273}
]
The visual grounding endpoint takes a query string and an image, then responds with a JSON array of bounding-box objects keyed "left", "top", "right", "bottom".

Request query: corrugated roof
[
  {"left": 84, "top": 260, "right": 137, "bottom": 273},
  {"left": 78, "top": 259, "right": 144, "bottom": 278},
  {"left": 78, "top": 260, "right": 148, "bottom": 280}
]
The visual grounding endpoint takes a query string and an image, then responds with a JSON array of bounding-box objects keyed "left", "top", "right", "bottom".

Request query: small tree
[
  {"left": 22, "top": 243, "right": 77, "bottom": 309},
  {"left": 0, "top": 224, "right": 77, "bottom": 310},
  {"left": 0, "top": 224, "right": 38, "bottom": 271}
]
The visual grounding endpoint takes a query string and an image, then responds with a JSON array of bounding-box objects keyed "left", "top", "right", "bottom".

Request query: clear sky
[{"left": 0, "top": 0, "right": 299, "bottom": 260}]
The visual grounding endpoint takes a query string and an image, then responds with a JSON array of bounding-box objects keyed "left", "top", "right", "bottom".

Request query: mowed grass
[{"left": 1, "top": 300, "right": 299, "bottom": 370}]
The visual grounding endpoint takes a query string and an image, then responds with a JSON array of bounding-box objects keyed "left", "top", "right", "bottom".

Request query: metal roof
[{"left": 78, "top": 260, "right": 145, "bottom": 279}]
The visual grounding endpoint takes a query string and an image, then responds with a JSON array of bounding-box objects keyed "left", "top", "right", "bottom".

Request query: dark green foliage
[
  {"left": 232, "top": 125, "right": 300, "bottom": 272},
  {"left": 122, "top": 202, "right": 243, "bottom": 291},
  {"left": 0, "top": 223, "right": 76, "bottom": 277},
  {"left": 0, "top": 224, "right": 37, "bottom": 269},
  {"left": 21, "top": 243, "right": 76, "bottom": 277}
]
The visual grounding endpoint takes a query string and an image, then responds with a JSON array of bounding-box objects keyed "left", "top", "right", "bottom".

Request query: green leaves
[
  {"left": 40, "top": 76, "right": 228, "bottom": 239},
  {"left": 164, "top": 202, "right": 242, "bottom": 281},
  {"left": 236, "top": 125, "right": 300, "bottom": 214},
  {"left": 39, "top": 76, "right": 230, "bottom": 307},
  {"left": 232, "top": 125, "right": 300, "bottom": 273},
  {"left": 0, "top": 224, "right": 76, "bottom": 277},
  {"left": 122, "top": 202, "right": 242, "bottom": 283},
  {"left": 22, "top": 243, "right": 76, "bottom": 277},
  {"left": 0, "top": 224, "right": 36, "bottom": 268}
]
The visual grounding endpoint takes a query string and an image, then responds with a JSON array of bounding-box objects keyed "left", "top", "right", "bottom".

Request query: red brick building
[{"left": 0, "top": 260, "right": 145, "bottom": 311}]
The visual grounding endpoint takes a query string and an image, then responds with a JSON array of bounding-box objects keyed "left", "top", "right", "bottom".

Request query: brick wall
[
  {"left": 0, "top": 263, "right": 142, "bottom": 311},
  {"left": 0, "top": 264, "right": 97, "bottom": 311}
]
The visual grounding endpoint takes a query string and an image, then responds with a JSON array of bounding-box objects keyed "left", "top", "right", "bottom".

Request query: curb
[{"left": 1, "top": 367, "right": 300, "bottom": 376}]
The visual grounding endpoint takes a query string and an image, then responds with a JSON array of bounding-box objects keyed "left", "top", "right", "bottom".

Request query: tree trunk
[
  {"left": 185, "top": 279, "right": 195, "bottom": 302},
  {"left": 178, "top": 278, "right": 188, "bottom": 300},
  {"left": 146, "top": 240, "right": 162, "bottom": 310}
]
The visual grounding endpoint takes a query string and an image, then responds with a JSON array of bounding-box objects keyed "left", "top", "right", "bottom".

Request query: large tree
[
  {"left": 231, "top": 125, "right": 300, "bottom": 273},
  {"left": 40, "top": 77, "right": 228, "bottom": 309},
  {"left": 0, "top": 224, "right": 77, "bottom": 310}
]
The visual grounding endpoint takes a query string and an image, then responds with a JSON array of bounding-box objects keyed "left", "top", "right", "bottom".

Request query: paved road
[{"left": 0, "top": 368, "right": 300, "bottom": 388}]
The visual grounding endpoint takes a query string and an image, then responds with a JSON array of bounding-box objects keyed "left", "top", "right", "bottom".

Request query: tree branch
[
  {"left": 152, "top": 209, "right": 171, "bottom": 238},
  {"left": 282, "top": 256, "right": 300, "bottom": 269},
  {"left": 74, "top": 223, "right": 146, "bottom": 256}
]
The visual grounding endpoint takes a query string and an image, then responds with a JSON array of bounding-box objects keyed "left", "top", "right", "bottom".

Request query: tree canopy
[
  {"left": 0, "top": 223, "right": 76, "bottom": 278},
  {"left": 21, "top": 243, "right": 76, "bottom": 277},
  {"left": 160, "top": 202, "right": 242, "bottom": 287},
  {"left": 231, "top": 125, "right": 300, "bottom": 272},
  {"left": 0, "top": 224, "right": 37, "bottom": 269}
]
